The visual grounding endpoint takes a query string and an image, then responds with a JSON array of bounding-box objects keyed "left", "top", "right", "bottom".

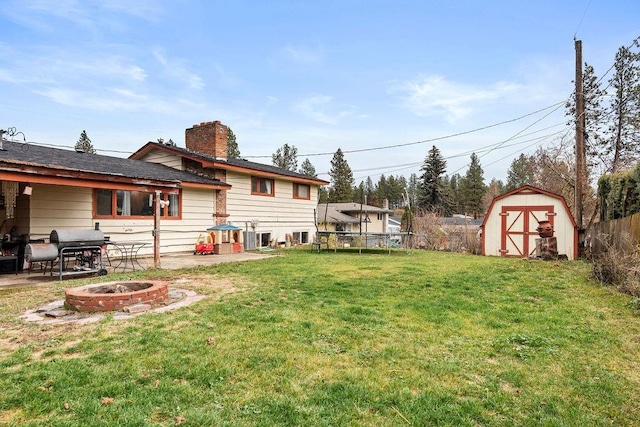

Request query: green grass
[{"left": 1, "top": 250, "right": 639, "bottom": 426}]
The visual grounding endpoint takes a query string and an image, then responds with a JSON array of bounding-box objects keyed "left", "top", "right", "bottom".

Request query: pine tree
[
  {"left": 606, "top": 45, "right": 640, "bottom": 172},
  {"left": 459, "top": 153, "right": 486, "bottom": 217},
  {"left": 272, "top": 143, "right": 298, "bottom": 171},
  {"left": 227, "top": 128, "right": 241, "bottom": 158},
  {"left": 328, "top": 148, "right": 354, "bottom": 202},
  {"left": 75, "top": 130, "right": 96, "bottom": 154},
  {"left": 506, "top": 154, "right": 535, "bottom": 191},
  {"left": 566, "top": 63, "right": 606, "bottom": 175},
  {"left": 299, "top": 158, "right": 317, "bottom": 177},
  {"left": 418, "top": 145, "right": 449, "bottom": 214}
]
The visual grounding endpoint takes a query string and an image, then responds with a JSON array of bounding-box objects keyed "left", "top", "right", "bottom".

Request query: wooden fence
[{"left": 589, "top": 212, "right": 640, "bottom": 255}]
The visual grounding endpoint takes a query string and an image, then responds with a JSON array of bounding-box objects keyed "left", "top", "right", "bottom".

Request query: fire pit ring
[{"left": 64, "top": 280, "right": 169, "bottom": 312}]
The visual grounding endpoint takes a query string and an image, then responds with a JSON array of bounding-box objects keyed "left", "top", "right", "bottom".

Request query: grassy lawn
[{"left": 1, "top": 250, "right": 639, "bottom": 426}]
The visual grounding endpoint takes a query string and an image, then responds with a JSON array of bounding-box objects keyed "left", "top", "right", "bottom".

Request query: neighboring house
[
  {"left": 440, "top": 215, "right": 483, "bottom": 252},
  {"left": 481, "top": 185, "right": 578, "bottom": 260},
  {"left": 0, "top": 120, "right": 328, "bottom": 261},
  {"left": 388, "top": 215, "right": 402, "bottom": 235},
  {"left": 316, "top": 202, "right": 394, "bottom": 247}
]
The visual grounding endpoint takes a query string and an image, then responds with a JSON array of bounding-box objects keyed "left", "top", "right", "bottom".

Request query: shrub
[{"left": 589, "top": 232, "right": 640, "bottom": 297}]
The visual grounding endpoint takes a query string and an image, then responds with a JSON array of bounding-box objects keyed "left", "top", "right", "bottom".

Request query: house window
[
  {"left": 94, "top": 189, "right": 180, "bottom": 219},
  {"left": 256, "top": 232, "right": 271, "bottom": 247},
  {"left": 293, "top": 183, "right": 310, "bottom": 200},
  {"left": 292, "top": 231, "right": 309, "bottom": 244},
  {"left": 377, "top": 213, "right": 383, "bottom": 221},
  {"left": 251, "top": 177, "right": 274, "bottom": 196}
]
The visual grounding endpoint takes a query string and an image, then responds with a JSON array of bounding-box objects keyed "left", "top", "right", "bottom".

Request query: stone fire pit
[{"left": 64, "top": 280, "right": 169, "bottom": 312}]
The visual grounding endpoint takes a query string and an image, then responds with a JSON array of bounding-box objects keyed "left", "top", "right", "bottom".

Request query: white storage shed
[{"left": 481, "top": 185, "right": 578, "bottom": 260}]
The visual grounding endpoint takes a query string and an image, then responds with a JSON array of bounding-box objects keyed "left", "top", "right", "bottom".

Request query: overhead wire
[{"left": 243, "top": 101, "right": 567, "bottom": 159}]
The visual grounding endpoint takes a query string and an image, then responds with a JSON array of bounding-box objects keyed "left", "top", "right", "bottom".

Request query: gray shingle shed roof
[{"left": 0, "top": 140, "right": 229, "bottom": 188}]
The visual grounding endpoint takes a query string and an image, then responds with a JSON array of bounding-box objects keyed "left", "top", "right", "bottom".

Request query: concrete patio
[{"left": 0, "top": 251, "right": 275, "bottom": 290}]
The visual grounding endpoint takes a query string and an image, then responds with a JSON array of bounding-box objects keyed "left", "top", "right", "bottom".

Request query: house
[
  {"left": 130, "top": 121, "right": 329, "bottom": 249},
  {"left": 440, "top": 215, "right": 483, "bottom": 252},
  {"left": 0, "top": 120, "right": 328, "bottom": 268},
  {"left": 316, "top": 201, "right": 394, "bottom": 247},
  {"left": 481, "top": 185, "right": 578, "bottom": 260}
]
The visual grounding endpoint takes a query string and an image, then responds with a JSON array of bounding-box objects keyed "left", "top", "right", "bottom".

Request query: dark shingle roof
[
  {"left": 145, "top": 143, "right": 329, "bottom": 184},
  {"left": 0, "top": 140, "right": 228, "bottom": 187}
]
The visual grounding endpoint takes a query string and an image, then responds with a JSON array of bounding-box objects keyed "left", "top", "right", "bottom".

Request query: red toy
[{"left": 194, "top": 232, "right": 215, "bottom": 255}]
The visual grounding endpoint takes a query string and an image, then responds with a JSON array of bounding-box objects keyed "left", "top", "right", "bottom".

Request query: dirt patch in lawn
[{"left": 0, "top": 274, "right": 249, "bottom": 356}]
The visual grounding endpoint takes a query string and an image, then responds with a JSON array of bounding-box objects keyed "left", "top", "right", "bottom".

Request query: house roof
[
  {"left": 130, "top": 142, "right": 330, "bottom": 186},
  {"left": 0, "top": 140, "right": 230, "bottom": 190},
  {"left": 316, "top": 203, "right": 393, "bottom": 224},
  {"left": 442, "top": 216, "right": 484, "bottom": 226}
]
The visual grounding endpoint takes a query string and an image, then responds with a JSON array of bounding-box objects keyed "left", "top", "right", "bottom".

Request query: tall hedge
[{"left": 598, "top": 164, "right": 640, "bottom": 220}]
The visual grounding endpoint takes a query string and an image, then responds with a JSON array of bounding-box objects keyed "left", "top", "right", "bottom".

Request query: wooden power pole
[{"left": 575, "top": 39, "right": 585, "bottom": 229}]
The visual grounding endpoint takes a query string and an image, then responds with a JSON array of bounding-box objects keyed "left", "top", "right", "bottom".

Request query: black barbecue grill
[{"left": 25, "top": 229, "right": 107, "bottom": 279}]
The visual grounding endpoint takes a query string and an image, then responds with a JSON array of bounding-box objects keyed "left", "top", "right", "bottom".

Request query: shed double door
[{"left": 499, "top": 205, "right": 554, "bottom": 258}]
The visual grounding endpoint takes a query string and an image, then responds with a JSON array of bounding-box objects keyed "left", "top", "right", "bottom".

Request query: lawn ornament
[
  {"left": 536, "top": 220, "right": 554, "bottom": 238},
  {"left": 194, "top": 232, "right": 215, "bottom": 255},
  {"left": 535, "top": 220, "right": 558, "bottom": 259}
]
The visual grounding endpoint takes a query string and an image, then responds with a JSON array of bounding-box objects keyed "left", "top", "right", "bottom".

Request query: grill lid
[{"left": 50, "top": 229, "right": 105, "bottom": 248}]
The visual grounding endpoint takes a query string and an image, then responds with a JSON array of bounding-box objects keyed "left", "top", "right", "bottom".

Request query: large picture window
[
  {"left": 293, "top": 183, "right": 310, "bottom": 200},
  {"left": 94, "top": 189, "right": 180, "bottom": 219},
  {"left": 251, "top": 177, "right": 274, "bottom": 196}
]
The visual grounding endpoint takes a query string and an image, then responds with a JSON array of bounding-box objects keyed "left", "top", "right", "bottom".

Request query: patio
[{"left": 0, "top": 251, "right": 273, "bottom": 290}]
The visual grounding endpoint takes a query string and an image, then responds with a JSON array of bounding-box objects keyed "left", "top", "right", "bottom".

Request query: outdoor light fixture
[{"left": 23, "top": 186, "right": 32, "bottom": 196}]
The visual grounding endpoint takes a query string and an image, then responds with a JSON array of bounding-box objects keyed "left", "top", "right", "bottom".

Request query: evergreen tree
[
  {"left": 299, "top": 158, "right": 317, "bottom": 177},
  {"left": 448, "top": 173, "right": 462, "bottom": 214},
  {"left": 418, "top": 145, "right": 449, "bottom": 214},
  {"left": 272, "top": 143, "right": 298, "bottom": 171},
  {"left": 318, "top": 186, "right": 329, "bottom": 204},
  {"left": 75, "top": 130, "right": 96, "bottom": 154},
  {"left": 506, "top": 154, "right": 535, "bottom": 191},
  {"left": 390, "top": 175, "right": 407, "bottom": 209},
  {"left": 566, "top": 63, "right": 606, "bottom": 175},
  {"left": 606, "top": 45, "right": 640, "bottom": 172},
  {"left": 376, "top": 174, "right": 388, "bottom": 206},
  {"left": 227, "top": 128, "right": 241, "bottom": 158},
  {"left": 364, "top": 177, "right": 376, "bottom": 206},
  {"left": 459, "top": 153, "right": 486, "bottom": 217},
  {"left": 328, "top": 148, "right": 354, "bottom": 202}
]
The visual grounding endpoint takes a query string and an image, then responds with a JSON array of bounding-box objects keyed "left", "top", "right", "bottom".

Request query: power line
[
  {"left": 573, "top": 0, "right": 592, "bottom": 39},
  {"left": 342, "top": 127, "right": 568, "bottom": 181},
  {"left": 243, "top": 101, "right": 568, "bottom": 159}
]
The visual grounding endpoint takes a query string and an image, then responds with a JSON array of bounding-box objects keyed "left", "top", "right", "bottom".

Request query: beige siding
[
  {"left": 29, "top": 185, "right": 95, "bottom": 239},
  {"left": 226, "top": 172, "right": 319, "bottom": 245},
  {"left": 137, "top": 150, "right": 184, "bottom": 170},
  {"left": 25, "top": 184, "right": 216, "bottom": 257}
]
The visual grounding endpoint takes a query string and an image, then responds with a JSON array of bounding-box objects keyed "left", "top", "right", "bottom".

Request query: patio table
[{"left": 107, "top": 242, "right": 148, "bottom": 272}]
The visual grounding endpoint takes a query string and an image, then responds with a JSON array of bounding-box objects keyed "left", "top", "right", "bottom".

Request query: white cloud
[
  {"left": 392, "top": 75, "right": 521, "bottom": 123},
  {"left": 153, "top": 48, "right": 205, "bottom": 90},
  {"left": 34, "top": 86, "right": 187, "bottom": 115},
  {"left": 294, "top": 94, "right": 355, "bottom": 124},
  {"left": 282, "top": 44, "right": 323, "bottom": 64}
]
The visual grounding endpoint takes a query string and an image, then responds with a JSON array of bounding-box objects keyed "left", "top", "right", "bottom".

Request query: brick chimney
[{"left": 185, "top": 120, "right": 228, "bottom": 159}]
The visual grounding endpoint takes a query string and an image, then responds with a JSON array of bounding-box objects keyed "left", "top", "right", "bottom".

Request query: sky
[{"left": 0, "top": 0, "right": 638, "bottom": 184}]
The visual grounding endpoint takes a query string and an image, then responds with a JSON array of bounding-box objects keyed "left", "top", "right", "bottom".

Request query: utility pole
[{"left": 574, "top": 39, "right": 585, "bottom": 229}]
